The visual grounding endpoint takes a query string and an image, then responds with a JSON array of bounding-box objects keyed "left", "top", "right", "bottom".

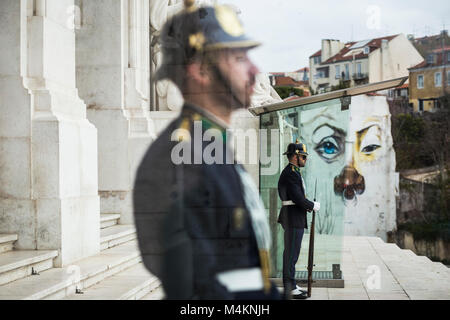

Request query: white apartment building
[{"left": 309, "top": 34, "right": 424, "bottom": 93}]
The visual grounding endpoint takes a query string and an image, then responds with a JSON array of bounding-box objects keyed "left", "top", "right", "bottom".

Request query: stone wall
[
  {"left": 0, "top": 0, "right": 100, "bottom": 267},
  {"left": 397, "top": 168, "right": 442, "bottom": 225},
  {"left": 75, "top": 0, "right": 155, "bottom": 225},
  {"left": 391, "top": 230, "right": 450, "bottom": 264}
]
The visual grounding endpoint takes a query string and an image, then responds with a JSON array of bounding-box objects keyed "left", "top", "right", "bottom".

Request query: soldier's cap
[
  {"left": 155, "top": 3, "right": 261, "bottom": 81},
  {"left": 283, "top": 142, "right": 309, "bottom": 156}
]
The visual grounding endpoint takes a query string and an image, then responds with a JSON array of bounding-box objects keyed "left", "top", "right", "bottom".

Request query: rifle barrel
[{"left": 307, "top": 179, "right": 317, "bottom": 298}]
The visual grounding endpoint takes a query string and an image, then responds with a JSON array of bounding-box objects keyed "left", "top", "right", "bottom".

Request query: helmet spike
[{"left": 184, "top": 0, "right": 195, "bottom": 9}]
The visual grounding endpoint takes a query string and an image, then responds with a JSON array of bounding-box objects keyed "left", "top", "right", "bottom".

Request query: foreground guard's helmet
[
  {"left": 155, "top": 0, "right": 261, "bottom": 82},
  {"left": 283, "top": 142, "right": 309, "bottom": 156}
]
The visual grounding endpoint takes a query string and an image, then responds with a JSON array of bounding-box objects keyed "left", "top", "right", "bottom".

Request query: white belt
[
  {"left": 282, "top": 200, "right": 295, "bottom": 206},
  {"left": 216, "top": 267, "right": 263, "bottom": 292}
]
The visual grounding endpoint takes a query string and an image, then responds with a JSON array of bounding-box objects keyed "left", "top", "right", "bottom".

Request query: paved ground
[
  {"left": 145, "top": 236, "right": 450, "bottom": 300},
  {"left": 304, "top": 236, "right": 450, "bottom": 300}
]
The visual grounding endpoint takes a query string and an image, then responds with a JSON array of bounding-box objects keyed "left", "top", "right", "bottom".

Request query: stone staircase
[
  {"left": 2, "top": 230, "right": 448, "bottom": 300},
  {"left": 100, "top": 213, "right": 121, "bottom": 229},
  {"left": 100, "top": 213, "right": 137, "bottom": 251},
  {"left": 341, "top": 236, "right": 450, "bottom": 300},
  {"left": 63, "top": 262, "right": 161, "bottom": 300},
  {"left": 0, "top": 234, "right": 58, "bottom": 288},
  {"left": 0, "top": 214, "right": 162, "bottom": 300}
]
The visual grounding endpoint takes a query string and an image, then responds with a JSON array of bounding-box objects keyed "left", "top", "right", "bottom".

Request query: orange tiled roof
[
  {"left": 275, "top": 76, "right": 303, "bottom": 86},
  {"left": 409, "top": 50, "right": 447, "bottom": 70},
  {"left": 409, "top": 61, "right": 427, "bottom": 69},
  {"left": 310, "top": 50, "right": 322, "bottom": 58},
  {"left": 432, "top": 46, "right": 450, "bottom": 53},
  {"left": 319, "top": 35, "right": 398, "bottom": 65},
  {"left": 284, "top": 95, "right": 303, "bottom": 101}
]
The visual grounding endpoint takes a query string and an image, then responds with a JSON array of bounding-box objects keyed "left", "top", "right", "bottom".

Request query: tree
[
  {"left": 391, "top": 113, "right": 433, "bottom": 170},
  {"left": 274, "top": 86, "right": 304, "bottom": 99},
  {"left": 330, "top": 80, "right": 350, "bottom": 92},
  {"left": 422, "top": 95, "right": 450, "bottom": 220}
]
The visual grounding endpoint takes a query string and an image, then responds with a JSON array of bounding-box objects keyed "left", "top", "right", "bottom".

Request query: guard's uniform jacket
[
  {"left": 133, "top": 103, "right": 279, "bottom": 300},
  {"left": 277, "top": 163, "right": 314, "bottom": 229}
]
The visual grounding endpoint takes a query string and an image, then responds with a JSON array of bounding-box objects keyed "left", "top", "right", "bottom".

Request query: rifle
[{"left": 307, "top": 179, "right": 317, "bottom": 297}]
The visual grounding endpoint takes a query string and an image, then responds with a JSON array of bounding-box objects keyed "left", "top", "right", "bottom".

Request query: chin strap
[
  {"left": 210, "top": 63, "right": 245, "bottom": 110},
  {"left": 295, "top": 154, "right": 301, "bottom": 167}
]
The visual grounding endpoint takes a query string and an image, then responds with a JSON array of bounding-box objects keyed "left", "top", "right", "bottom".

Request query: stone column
[
  {"left": 76, "top": 0, "right": 154, "bottom": 225},
  {"left": 0, "top": 0, "right": 100, "bottom": 267}
]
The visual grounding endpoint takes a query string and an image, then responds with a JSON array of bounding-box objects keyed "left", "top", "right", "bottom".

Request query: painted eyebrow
[
  {"left": 313, "top": 123, "right": 346, "bottom": 137},
  {"left": 356, "top": 124, "right": 380, "bottom": 136},
  {"left": 301, "top": 112, "right": 338, "bottom": 127}
]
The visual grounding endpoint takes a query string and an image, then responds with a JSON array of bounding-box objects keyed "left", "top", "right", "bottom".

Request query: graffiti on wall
[{"left": 277, "top": 94, "right": 398, "bottom": 240}]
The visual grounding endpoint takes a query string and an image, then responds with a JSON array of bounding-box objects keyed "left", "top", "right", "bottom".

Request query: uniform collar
[
  {"left": 183, "top": 103, "right": 230, "bottom": 131},
  {"left": 289, "top": 163, "right": 301, "bottom": 173}
]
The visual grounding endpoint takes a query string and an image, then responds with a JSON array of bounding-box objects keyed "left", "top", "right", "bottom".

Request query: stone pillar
[
  {"left": 76, "top": 0, "right": 154, "bottom": 225},
  {"left": 0, "top": 0, "right": 100, "bottom": 267}
]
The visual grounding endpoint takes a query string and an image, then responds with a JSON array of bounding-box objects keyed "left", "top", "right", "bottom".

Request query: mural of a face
[{"left": 298, "top": 95, "right": 397, "bottom": 240}]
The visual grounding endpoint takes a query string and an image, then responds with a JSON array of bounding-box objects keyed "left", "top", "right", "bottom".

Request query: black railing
[{"left": 352, "top": 73, "right": 368, "bottom": 80}]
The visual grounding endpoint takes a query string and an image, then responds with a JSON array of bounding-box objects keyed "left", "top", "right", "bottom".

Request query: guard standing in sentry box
[
  {"left": 277, "top": 142, "right": 321, "bottom": 299},
  {"left": 133, "top": 0, "right": 280, "bottom": 299}
]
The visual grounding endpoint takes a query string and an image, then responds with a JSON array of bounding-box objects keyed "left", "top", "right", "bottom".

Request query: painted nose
[{"left": 333, "top": 166, "right": 365, "bottom": 200}]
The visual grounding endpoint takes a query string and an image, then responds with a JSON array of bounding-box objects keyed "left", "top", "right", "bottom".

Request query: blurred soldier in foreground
[
  {"left": 133, "top": 0, "right": 280, "bottom": 299},
  {"left": 278, "top": 143, "right": 320, "bottom": 299}
]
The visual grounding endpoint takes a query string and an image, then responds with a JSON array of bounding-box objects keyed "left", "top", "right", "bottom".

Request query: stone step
[
  {"left": 0, "top": 234, "right": 18, "bottom": 254},
  {"left": 140, "top": 285, "right": 165, "bottom": 300},
  {"left": 100, "top": 214, "right": 121, "bottom": 229},
  {"left": 401, "top": 249, "right": 416, "bottom": 258},
  {"left": 0, "top": 250, "right": 58, "bottom": 286},
  {"left": 100, "top": 225, "right": 136, "bottom": 251},
  {"left": 400, "top": 250, "right": 448, "bottom": 272},
  {"left": 0, "top": 240, "right": 141, "bottom": 300},
  {"left": 63, "top": 263, "right": 160, "bottom": 300},
  {"left": 380, "top": 248, "right": 450, "bottom": 279},
  {"left": 431, "top": 262, "right": 450, "bottom": 275}
]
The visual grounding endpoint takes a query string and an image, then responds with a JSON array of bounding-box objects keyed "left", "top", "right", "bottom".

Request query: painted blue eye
[
  {"left": 315, "top": 136, "right": 343, "bottom": 163},
  {"left": 323, "top": 141, "right": 337, "bottom": 154}
]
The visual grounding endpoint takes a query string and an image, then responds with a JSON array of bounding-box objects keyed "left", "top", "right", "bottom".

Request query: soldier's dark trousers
[{"left": 282, "top": 227, "right": 304, "bottom": 293}]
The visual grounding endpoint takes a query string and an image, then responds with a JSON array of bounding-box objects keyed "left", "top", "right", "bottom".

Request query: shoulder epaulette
[{"left": 175, "top": 116, "right": 192, "bottom": 142}]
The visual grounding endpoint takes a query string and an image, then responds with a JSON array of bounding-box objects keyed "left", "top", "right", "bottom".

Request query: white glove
[{"left": 313, "top": 201, "right": 320, "bottom": 212}]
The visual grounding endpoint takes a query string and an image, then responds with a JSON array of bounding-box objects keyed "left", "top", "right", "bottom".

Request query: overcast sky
[{"left": 218, "top": 0, "right": 450, "bottom": 73}]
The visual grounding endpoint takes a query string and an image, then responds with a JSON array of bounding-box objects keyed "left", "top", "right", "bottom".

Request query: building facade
[
  {"left": 309, "top": 35, "right": 424, "bottom": 94},
  {"left": 409, "top": 32, "right": 450, "bottom": 113},
  {"left": 268, "top": 68, "right": 310, "bottom": 97}
]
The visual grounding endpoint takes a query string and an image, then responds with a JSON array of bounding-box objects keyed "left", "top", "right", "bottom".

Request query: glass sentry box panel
[
  {"left": 255, "top": 77, "right": 406, "bottom": 284},
  {"left": 260, "top": 98, "right": 346, "bottom": 282}
]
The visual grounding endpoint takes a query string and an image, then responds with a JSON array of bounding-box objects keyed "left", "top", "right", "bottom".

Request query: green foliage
[
  {"left": 395, "top": 114, "right": 425, "bottom": 142},
  {"left": 330, "top": 80, "right": 350, "bottom": 92},
  {"left": 394, "top": 95, "right": 450, "bottom": 245},
  {"left": 392, "top": 113, "right": 434, "bottom": 170},
  {"left": 398, "top": 221, "right": 450, "bottom": 242},
  {"left": 274, "top": 86, "right": 304, "bottom": 99}
]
